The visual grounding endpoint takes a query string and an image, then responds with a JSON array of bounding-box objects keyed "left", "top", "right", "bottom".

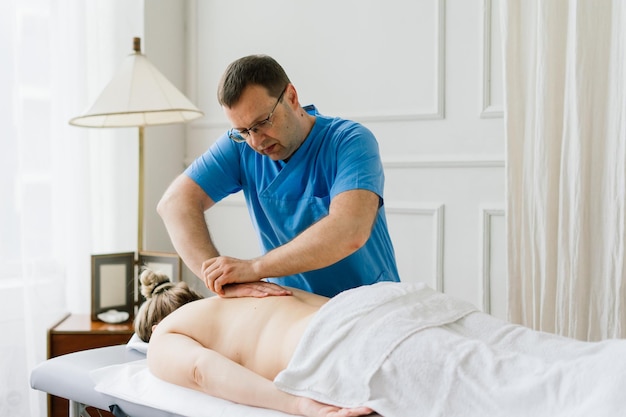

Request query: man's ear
[{"left": 285, "top": 83, "right": 299, "bottom": 108}]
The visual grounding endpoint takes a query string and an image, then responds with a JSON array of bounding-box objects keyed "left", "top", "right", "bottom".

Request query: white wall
[
  {"left": 156, "top": 0, "right": 506, "bottom": 316},
  {"left": 142, "top": 1, "right": 190, "bottom": 252}
]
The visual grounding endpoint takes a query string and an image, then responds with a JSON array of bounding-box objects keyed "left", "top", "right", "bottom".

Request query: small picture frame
[
  {"left": 136, "top": 251, "right": 182, "bottom": 307},
  {"left": 91, "top": 252, "right": 135, "bottom": 321},
  {"left": 138, "top": 251, "right": 182, "bottom": 282}
]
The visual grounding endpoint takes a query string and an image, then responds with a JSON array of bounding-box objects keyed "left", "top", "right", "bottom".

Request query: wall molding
[
  {"left": 185, "top": 0, "right": 200, "bottom": 106},
  {"left": 190, "top": 0, "right": 446, "bottom": 128},
  {"left": 386, "top": 202, "right": 445, "bottom": 292},
  {"left": 186, "top": 155, "right": 505, "bottom": 170},
  {"left": 354, "top": 0, "right": 446, "bottom": 123},
  {"left": 383, "top": 156, "right": 505, "bottom": 169},
  {"left": 481, "top": 0, "right": 503, "bottom": 119},
  {"left": 480, "top": 207, "right": 505, "bottom": 313}
]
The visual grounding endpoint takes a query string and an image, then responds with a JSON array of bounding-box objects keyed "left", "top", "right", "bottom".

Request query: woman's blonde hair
[{"left": 134, "top": 268, "right": 203, "bottom": 342}]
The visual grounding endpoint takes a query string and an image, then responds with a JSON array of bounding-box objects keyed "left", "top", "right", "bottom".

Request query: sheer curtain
[
  {"left": 503, "top": 0, "right": 626, "bottom": 341},
  {"left": 2, "top": 1, "right": 140, "bottom": 416},
  {"left": 2, "top": 2, "right": 91, "bottom": 416}
]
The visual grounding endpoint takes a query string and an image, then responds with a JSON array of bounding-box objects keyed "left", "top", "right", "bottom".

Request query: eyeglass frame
[{"left": 227, "top": 86, "right": 288, "bottom": 143}]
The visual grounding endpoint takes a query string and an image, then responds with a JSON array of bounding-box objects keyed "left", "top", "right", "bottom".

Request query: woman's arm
[{"left": 147, "top": 331, "right": 372, "bottom": 417}]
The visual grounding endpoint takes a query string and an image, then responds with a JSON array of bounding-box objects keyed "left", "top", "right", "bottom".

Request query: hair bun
[{"left": 139, "top": 268, "right": 172, "bottom": 299}]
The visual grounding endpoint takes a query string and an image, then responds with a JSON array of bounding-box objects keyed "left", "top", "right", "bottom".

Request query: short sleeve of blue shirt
[
  {"left": 185, "top": 106, "right": 399, "bottom": 297},
  {"left": 184, "top": 132, "right": 244, "bottom": 203}
]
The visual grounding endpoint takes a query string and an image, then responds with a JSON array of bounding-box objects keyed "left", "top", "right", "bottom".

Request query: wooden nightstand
[{"left": 47, "top": 314, "right": 134, "bottom": 417}]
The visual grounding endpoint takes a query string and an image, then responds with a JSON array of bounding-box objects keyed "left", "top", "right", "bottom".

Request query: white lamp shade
[{"left": 70, "top": 49, "right": 203, "bottom": 128}]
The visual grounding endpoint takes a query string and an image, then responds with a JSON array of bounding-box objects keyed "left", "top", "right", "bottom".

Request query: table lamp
[{"left": 69, "top": 37, "right": 203, "bottom": 252}]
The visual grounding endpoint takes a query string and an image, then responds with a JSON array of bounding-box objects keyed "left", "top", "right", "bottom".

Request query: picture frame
[
  {"left": 136, "top": 251, "right": 182, "bottom": 307},
  {"left": 137, "top": 251, "right": 182, "bottom": 283},
  {"left": 91, "top": 252, "right": 135, "bottom": 322}
]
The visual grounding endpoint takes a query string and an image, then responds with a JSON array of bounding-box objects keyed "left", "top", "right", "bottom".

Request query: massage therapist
[{"left": 158, "top": 54, "right": 400, "bottom": 298}]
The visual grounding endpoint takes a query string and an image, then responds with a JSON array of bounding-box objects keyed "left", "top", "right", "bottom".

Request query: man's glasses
[{"left": 228, "top": 86, "right": 287, "bottom": 143}]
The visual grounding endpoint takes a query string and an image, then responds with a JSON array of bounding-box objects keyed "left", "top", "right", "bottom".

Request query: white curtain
[
  {"left": 2, "top": 1, "right": 141, "bottom": 416},
  {"left": 2, "top": 2, "right": 89, "bottom": 416},
  {"left": 503, "top": 0, "right": 626, "bottom": 341}
]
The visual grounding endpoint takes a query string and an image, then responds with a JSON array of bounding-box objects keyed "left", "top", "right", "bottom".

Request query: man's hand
[
  {"left": 220, "top": 282, "right": 292, "bottom": 298},
  {"left": 201, "top": 256, "right": 262, "bottom": 295}
]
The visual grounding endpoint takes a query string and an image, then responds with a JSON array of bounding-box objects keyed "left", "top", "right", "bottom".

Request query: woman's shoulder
[{"left": 156, "top": 297, "right": 217, "bottom": 331}]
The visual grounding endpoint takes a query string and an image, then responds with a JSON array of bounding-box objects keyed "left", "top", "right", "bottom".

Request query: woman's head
[{"left": 134, "top": 268, "right": 203, "bottom": 342}]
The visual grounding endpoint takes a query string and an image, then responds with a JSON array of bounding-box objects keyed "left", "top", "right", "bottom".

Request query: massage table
[{"left": 30, "top": 344, "right": 173, "bottom": 417}]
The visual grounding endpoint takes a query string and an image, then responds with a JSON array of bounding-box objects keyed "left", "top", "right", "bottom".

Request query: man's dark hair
[{"left": 217, "top": 55, "right": 291, "bottom": 107}]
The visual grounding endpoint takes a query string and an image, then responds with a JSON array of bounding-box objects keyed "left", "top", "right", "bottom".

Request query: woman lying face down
[
  {"left": 137, "top": 269, "right": 626, "bottom": 417},
  {"left": 135, "top": 268, "right": 373, "bottom": 417}
]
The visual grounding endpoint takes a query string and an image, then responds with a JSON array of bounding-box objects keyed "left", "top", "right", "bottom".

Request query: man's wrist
[{"left": 250, "top": 257, "right": 266, "bottom": 280}]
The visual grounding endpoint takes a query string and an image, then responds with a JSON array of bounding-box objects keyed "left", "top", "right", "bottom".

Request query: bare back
[{"left": 151, "top": 287, "right": 328, "bottom": 380}]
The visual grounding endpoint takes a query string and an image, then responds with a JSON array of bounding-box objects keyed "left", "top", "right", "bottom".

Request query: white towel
[
  {"left": 125, "top": 333, "right": 149, "bottom": 355},
  {"left": 275, "top": 282, "right": 626, "bottom": 417},
  {"left": 274, "top": 281, "right": 477, "bottom": 407}
]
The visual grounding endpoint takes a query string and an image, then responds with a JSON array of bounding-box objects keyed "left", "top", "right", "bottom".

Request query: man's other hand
[{"left": 220, "top": 282, "right": 292, "bottom": 298}]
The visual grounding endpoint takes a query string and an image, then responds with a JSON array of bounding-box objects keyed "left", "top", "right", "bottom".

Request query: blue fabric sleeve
[
  {"left": 329, "top": 122, "right": 385, "bottom": 204},
  {"left": 184, "top": 134, "right": 244, "bottom": 203}
]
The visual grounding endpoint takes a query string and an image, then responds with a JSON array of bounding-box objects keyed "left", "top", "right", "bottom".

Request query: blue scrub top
[{"left": 186, "top": 105, "right": 400, "bottom": 297}]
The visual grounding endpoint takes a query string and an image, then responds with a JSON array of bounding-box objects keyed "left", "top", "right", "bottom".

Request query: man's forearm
[
  {"left": 254, "top": 213, "right": 363, "bottom": 279},
  {"left": 162, "top": 208, "right": 219, "bottom": 279},
  {"left": 157, "top": 175, "right": 219, "bottom": 280},
  {"left": 253, "top": 189, "right": 378, "bottom": 279}
]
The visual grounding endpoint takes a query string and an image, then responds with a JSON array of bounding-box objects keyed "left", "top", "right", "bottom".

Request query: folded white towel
[{"left": 125, "top": 333, "right": 148, "bottom": 355}]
